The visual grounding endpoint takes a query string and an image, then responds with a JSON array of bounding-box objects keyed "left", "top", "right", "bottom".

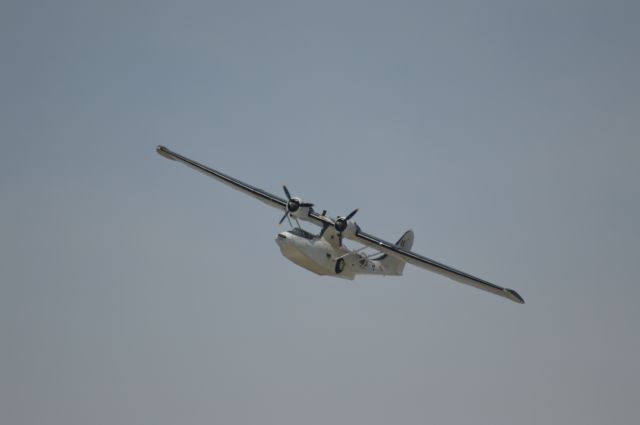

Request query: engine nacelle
[
  {"left": 286, "top": 197, "right": 312, "bottom": 219},
  {"left": 334, "top": 219, "right": 358, "bottom": 239},
  {"left": 333, "top": 208, "right": 359, "bottom": 238}
]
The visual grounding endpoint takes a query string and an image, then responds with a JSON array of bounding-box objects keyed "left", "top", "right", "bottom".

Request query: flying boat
[{"left": 157, "top": 146, "right": 524, "bottom": 304}]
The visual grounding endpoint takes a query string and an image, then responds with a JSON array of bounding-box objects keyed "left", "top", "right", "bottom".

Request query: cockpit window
[{"left": 289, "top": 227, "right": 316, "bottom": 240}]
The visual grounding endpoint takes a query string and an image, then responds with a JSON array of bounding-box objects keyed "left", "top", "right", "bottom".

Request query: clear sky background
[{"left": 1, "top": 1, "right": 639, "bottom": 424}]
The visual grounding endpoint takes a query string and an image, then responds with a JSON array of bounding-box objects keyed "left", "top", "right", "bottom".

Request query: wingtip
[
  {"left": 506, "top": 289, "right": 525, "bottom": 304},
  {"left": 156, "top": 145, "right": 176, "bottom": 161}
]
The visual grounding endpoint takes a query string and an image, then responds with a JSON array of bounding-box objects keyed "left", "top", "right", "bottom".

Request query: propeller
[
  {"left": 333, "top": 208, "right": 358, "bottom": 245},
  {"left": 279, "top": 185, "right": 314, "bottom": 225}
]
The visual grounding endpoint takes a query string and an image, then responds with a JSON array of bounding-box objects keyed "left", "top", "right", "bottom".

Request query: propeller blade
[
  {"left": 345, "top": 208, "right": 359, "bottom": 220},
  {"left": 278, "top": 211, "right": 288, "bottom": 225},
  {"left": 283, "top": 185, "right": 292, "bottom": 200},
  {"left": 300, "top": 202, "right": 314, "bottom": 207}
]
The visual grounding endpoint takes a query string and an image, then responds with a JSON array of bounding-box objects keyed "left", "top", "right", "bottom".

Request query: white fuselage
[{"left": 275, "top": 228, "right": 392, "bottom": 280}]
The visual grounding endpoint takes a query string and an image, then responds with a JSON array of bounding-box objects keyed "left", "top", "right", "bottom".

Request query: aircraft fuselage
[{"left": 275, "top": 229, "right": 389, "bottom": 280}]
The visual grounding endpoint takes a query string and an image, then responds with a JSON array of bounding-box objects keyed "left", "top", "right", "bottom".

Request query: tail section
[{"left": 378, "top": 230, "right": 414, "bottom": 275}]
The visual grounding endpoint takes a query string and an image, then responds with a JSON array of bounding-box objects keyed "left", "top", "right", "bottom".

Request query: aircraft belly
[{"left": 277, "top": 243, "right": 333, "bottom": 276}]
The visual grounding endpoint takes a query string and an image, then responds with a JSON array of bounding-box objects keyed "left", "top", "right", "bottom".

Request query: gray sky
[{"left": 1, "top": 1, "right": 639, "bottom": 424}]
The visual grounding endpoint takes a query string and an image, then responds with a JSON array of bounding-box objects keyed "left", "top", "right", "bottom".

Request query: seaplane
[{"left": 156, "top": 146, "right": 524, "bottom": 304}]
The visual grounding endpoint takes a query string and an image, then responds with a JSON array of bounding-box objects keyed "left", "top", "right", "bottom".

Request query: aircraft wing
[
  {"left": 157, "top": 145, "right": 288, "bottom": 210},
  {"left": 352, "top": 228, "right": 525, "bottom": 304},
  {"left": 156, "top": 146, "right": 333, "bottom": 228}
]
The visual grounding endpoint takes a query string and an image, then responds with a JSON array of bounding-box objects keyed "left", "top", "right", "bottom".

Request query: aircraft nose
[{"left": 276, "top": 232, "right": 288, "bottom": 245}]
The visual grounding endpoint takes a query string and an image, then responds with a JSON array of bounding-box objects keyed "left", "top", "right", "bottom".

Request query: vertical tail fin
[{"left": 378, "top": 230, "right": 414, "bottom": 275}]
